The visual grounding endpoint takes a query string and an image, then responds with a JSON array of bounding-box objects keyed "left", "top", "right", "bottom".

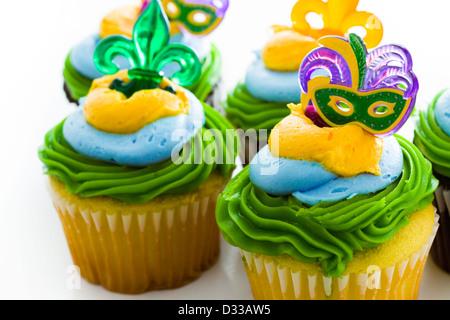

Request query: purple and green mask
[
  {"left": 142, "top": 0, "right": 229, "bottom": 36},
  {"left": 299, "top": 33, "right": 418, "bottom": 137}
]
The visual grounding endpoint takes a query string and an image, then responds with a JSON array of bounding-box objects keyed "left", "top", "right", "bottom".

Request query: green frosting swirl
[
  {"left": 187, "top": 43, "right": 222, "bottom": 102},
  {"left": 414, "top": 91, "right": 450, "bottom": 178},
  {"left": 63, "top": 52, "right": 92, "bottom": 101},
  {"left": 224, "top": 83, "right": 291, "bottom": 137},
  {"left": 63, "top": 44, "right": 222, "bottom": 103},
  {"left": 216, "top": 135, "right": 437, "bottom": 278},
  {"left": 38, "top": 103, "right": 238, "bottom": 204}
]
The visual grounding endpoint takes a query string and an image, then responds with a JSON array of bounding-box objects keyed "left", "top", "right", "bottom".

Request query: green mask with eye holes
[{"left": 304, "top": 77, "right": 411, "bottom": 136}]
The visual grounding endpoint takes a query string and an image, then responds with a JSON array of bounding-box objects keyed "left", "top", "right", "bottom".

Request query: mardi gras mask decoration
[
  {"left": 299, "top": 33, "right": 419, "bottom": 137},
  {"left": 142, "top": 0, "right": 229, "bottom": 36},
  {"left": 94, "top": 0, "right": 202, "bottom": 97}
]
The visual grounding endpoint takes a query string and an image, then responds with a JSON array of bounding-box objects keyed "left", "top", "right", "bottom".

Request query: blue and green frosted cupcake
[
  {"left": 414, "top": 89, "right": 450, "bottom": 273},
  {"left": 42, "top": 2, "right": 238, "bottom": 294},
  {"left": 217, "top": 34, "right": 438, "bottom": 300}
]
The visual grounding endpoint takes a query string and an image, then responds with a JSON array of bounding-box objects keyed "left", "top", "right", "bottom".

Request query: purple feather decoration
[
  {"left": 299, "top": 47, "right": 353, "bottom": 94},
  {"left": 364, "top": 44, "right": 419, "bottom": 99}
]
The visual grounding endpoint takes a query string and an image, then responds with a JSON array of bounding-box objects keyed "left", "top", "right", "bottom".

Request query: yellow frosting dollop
[
  {"left": 262, "top": 27, "right": 319, "bottom": 72},
  {"left": 83, "top": 70, "right": 189, "bottom": 134},
  {"left": 99, "top": 5, "right": 141, "bottom": 39},
  {"left": 268, "top": 104, "right": 383, "bottom": 177}
]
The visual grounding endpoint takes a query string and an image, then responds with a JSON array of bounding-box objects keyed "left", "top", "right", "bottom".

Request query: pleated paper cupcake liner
[
  {"left": 239, "top": 212, "right": 439, "bottom": 300},
  {"left": 431, "top": 180, "right": 450, "bottom": 273},
  {"left": 47, "top": 175, "right": 225, "bottom": 294}
]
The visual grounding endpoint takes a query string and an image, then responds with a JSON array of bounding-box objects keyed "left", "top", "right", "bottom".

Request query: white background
[{"left": 1, "top": 0, "right": 450, "bottom": 299}]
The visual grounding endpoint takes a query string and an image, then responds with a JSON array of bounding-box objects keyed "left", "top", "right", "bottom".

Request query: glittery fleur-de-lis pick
[
  {"left": 143, "top": 0, "right": 229, "bottom": 36},
  {"left": 94, "top": 0, "right": 202, "bottom": 97}
]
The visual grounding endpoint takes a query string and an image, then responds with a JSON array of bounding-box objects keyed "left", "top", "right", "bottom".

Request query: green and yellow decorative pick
[{"left": 94, "top": 0, "right": 202, "bottom": 98}]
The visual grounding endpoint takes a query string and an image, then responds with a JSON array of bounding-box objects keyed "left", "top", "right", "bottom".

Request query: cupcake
[
  {"left": 217, "top": 34, "right": 439, "bottom": 300},
  {"left": 224, "top": 0, "right": 384, "bottom": 166},
  {"left": 414, "top": 89, "right": 450, "bottom": 273},
  {"left": 40, "top": 1, "right": 238, "bottom": 294},
  {"left": 63, "top": 0, "right": 229, "bottom": 108}
]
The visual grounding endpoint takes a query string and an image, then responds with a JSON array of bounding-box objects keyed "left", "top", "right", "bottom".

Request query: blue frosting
[
  {"left": 249, "top": 137, "right": 403, "bottom": 206},
  {"left": 70, "top": 33, "right": 210, "bottom": 80},
  {"left": 249, "top": 146, "right": 338, "bottom": 194},
  {"left": 435, "top": 89, "right": 450, "bottom": 137},
  {"left": 63, "top": 89, "right": 205, "bottom": 167},
  {"left": 244, "top": 51, "right": 301, "bottom": 103}
]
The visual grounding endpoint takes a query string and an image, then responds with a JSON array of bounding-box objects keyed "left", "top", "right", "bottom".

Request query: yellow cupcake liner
[
  {"left": 239, "top": 211, "right": 439, "bottom": 300},
  {"left": 47, "top": 173, "right": 226, "bottom": 294}
]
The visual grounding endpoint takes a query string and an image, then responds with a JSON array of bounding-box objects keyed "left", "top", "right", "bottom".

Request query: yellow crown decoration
[{"left": 262, "top": 0, "right": 383, "bottom": 72}]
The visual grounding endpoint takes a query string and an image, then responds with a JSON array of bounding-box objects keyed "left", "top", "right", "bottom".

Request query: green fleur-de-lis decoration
[{"left": 94, "top": 0, "right": 202, "bottom": 97}]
